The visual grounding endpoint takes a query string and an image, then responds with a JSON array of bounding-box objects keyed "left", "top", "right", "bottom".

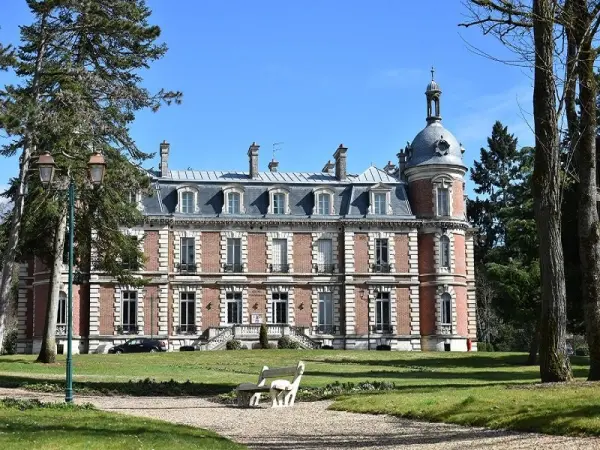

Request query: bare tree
[
  {"left": 461, "top": 0, "right": 573, "bottom": 381},
  {"left": 476, "top": 273, "right": 500, "bottom": 345}
]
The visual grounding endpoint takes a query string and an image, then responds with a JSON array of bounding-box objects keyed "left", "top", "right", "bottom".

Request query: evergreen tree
[{"left": 0, "top": 0, "right": 181, "bottom": 360}]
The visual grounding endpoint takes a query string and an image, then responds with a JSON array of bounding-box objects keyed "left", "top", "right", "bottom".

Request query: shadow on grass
[{"left": 0, "top": 374, "right": 235, "bottom": 397}]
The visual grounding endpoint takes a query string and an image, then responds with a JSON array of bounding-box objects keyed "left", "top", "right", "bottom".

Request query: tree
[
  {"left": 0, "top": 0, "right": 181, "bottom": 360},
  {"left": 462, "top": 0, "right": 573, "bottom": 382}
]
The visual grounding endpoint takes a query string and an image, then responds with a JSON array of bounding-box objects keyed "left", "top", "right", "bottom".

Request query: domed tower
[{"left": 402, "top": 69, "right": 476, "bottom": 351}]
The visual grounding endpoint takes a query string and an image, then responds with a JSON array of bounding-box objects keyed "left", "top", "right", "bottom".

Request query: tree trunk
[
  {"left": 527, "top": 321, "right": 540, "bottom": 366},
  {"left": 0, "top": 13, "right": 49, "bottom": 352},
  {"left": 36, "top": 209, "right": 67, "bottom": 363},
  {"left": 570, "top": 1, "right": 600, "bottom": 381},
  {"left": 531, "top": 0, "right": 572, "bottom": 382}
]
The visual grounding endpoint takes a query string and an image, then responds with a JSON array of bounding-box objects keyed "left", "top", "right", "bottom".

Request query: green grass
[
  {"left": 0, "top": 350, "right": 596, "bottom": 437},
  {"left": 0, "top": 398, "right": 245, "bottom": 450}
]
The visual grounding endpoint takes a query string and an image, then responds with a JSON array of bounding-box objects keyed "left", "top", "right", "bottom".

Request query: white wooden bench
[{"left": 236, "top": 361, "right": 305, "bottom": 407}]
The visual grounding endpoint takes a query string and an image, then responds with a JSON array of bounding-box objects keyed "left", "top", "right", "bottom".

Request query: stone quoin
[{"left": 16, "top": 72, "right": 476, "bottom": 353}]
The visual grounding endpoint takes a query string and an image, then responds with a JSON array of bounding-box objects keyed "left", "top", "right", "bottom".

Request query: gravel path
[{"left": 1, "top": 387, "right": 599, "bottom": 449}]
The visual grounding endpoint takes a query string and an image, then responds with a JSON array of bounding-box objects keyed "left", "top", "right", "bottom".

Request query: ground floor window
[
  {"left": 317, "top": 292, "right": 333, "bottom": 333},
  {"left": 122, "top": 291, "right": 137, "bottom": 333},
  {"left": 272, "top": 292, "right": 288, "bottom": 324},
  {"left": 179, "top": 292, "right": 196, "bottom": 333},
  {"left": 375, "top": 292, "right": 391, "bottom": 333},
  {"left": 227, "top": 292, "right": 242, "bottom": 324},
  {"left": 57, "top": 292, "right": 67, "bottom": 325}
]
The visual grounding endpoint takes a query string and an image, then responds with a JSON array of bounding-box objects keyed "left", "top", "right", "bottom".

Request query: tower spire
[{"left": 425, "top": 67, "right": 442, "bottom": 124}]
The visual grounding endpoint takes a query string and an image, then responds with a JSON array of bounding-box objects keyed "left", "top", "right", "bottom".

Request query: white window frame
[
  {"left": 375, "top": 292, "right": 391, "bottom": 332},
  {"left": 441, "top": 292, "right": 452, "bottom": 325},
  {"left": 57, "top": 292, "right": 67, "bottom": 326},
  {"left": 440, "top": 235, "right": 450, "bottom": 271},
  {"left": 268, "top": 187, "right": 290, "bottom": 215},
  {"left": 222, "top": 185, "right": 245, "bottom": 214},
  {"left": 272, "top": 292, "right": 288, "bottom": 324},
  {"left": 312, "top": 187, "right": 335, "bottom": 215},
  {"left": 431, "top": 175, "right": 453, "bottom": 217},
  {"left": 176, "top": 185, "right": 199, "bottom": 214},
  {"left": 317, "top": 291, "right": 333, "bottom": 333},
  {"left": 179, "top": 292, "right": 196, "bottom": 332},
  {"left": 226, "top": 292, "right": 243, "bottom": 324},
  {"left": 368, "top": 183, "right": 392, "bottom": 215},
  {"left": 121, "top": 291, "right": 138, "bottom": 333}
]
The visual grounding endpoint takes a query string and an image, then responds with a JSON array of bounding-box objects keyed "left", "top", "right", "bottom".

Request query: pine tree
[{"left": 0, "top": 0, "right": 181, "bottom": 360}]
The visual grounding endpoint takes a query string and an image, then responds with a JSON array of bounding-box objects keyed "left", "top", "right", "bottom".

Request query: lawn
[
  {"left": 0, "top": 350, "right": 597, "bottom": 437},
  {"left": 0, "top": 398, "right": 245, "bottom": 450}
]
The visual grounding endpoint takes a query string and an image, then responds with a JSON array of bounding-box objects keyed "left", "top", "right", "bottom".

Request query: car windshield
[{"left": 126, "top": 339, "right": 139, "bottom": 345}]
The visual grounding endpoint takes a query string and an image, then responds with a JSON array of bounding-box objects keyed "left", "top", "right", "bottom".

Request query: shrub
[
  {"left": 225, "top": 339, "right": 243, "bottom": 350},
  {"left": 375, "top": 344, "right": 391, "bottom": 351},
  {"left": 259, "top": 323, "right": 269, "bottom": 349},
  {"left": 1, "top": 329, "right": 17, "bottom": 355},
  {"left": 278, "top": 336, "right": 300, "bottom": 349},
  {"left": 478, "top": 342, "right": 494, "bottom": 352},
  {"left": 575, "top": 346, "right": 590, "bottom": 357}
]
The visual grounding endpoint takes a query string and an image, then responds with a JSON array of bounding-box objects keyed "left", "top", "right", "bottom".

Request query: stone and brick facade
[{"left": 17, "top": 74, "right": 477, "bottom": 353}]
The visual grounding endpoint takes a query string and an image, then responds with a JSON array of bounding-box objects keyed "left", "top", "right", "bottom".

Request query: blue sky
[{"left": 0, "top": 0, "right": 534, "bottom": 197}]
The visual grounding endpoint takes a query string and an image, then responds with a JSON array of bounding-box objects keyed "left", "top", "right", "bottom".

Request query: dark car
[{"left": 108, "top": 338, "right": 167, "bottom": 354}]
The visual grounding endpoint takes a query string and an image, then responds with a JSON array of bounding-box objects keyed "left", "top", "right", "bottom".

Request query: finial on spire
[{"left": 431, "top": 66, "right": 435, "bottom": 81}]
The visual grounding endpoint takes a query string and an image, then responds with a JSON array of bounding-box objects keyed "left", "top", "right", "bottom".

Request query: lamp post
[{"left": 37, "top": 150, "right": 106, "bottom": 403}]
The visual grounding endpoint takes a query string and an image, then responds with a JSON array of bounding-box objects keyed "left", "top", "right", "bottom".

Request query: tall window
[
  {"left": 228, "top": 192, "right": 241, "bottom": 214},
  {"left": 180, "top": 237, "right": 195, "bottom": 272},
  {"left": 440, "top": 235, "right": 450, "bottom": 270},
  {"left": 316, "top": 239, "right": 333, "bottom": 273},
  {"left": 318, "top": 292, "right": 333, "bottom": 333},
  {"left": 317, "top": 193, "right": 331, "bottom": 215},
  {"left": 375, "top": 292, "right": 391, "bottom": 332},
  {"left": 181, "top": 191, "right": 194, "bottom": 213},
  {"left": 273, "top": 193, "right": 285, "bottom": 214},
  {"left": 226, "top": 238, "right": 242, "bottom": 272},
  {"left": 272, "top": 292, "right": 288, "bottom": 324},
  {"left": 271, "top": 238, "right": 288, "bottom": 272},
  {"left": 374, "top": 238, "right": 389, "bottom": 272},
  {"left": 437, "top": 188, "right": 450, "bottom": 216},
  {"left": 226, "top": 292, "right": 243, "bottom": 324},
  {"left": 374, "top": 193, "right": 387, "bottom": 215},
  {"left": 56, "top": 292, "right": 67, "bottom": 333},
  {"left": 122, "top": 291, "right": 137, "bottom": 333},
  {"left": 122, "top": 236, "right": 140, "bottom": 271},
  {"left": 179, "top": 292, "right": 196, "bottom": 333},
  {"left": 127, "top": 191, "right": 137, "bottom": 204},
  {"left": 441, "top": 293, "right": 452, "bottom": 325}
]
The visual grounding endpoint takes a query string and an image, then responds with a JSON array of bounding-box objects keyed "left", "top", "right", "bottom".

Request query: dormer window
[
  {"left": 222, "top": 186, "right": 245, "bottom": 215},
  {"left": 368, "top": 183, "right": 392, "bottom": 215},
  {"left": 374, "top": 193, "right": 386, "bottom": 215},
  {"left": 181, "top": 192, "right": 194, "bottom": 213},
  {"left": 312, "top": 188, "right": 335, "bottom": 215},
  {"left": 177, "top": 186, "right": 199, "bottom": 214},
  {"left": 269, "top": 187, "right": 290, "bottom": 215},
  {"left": 228, "top": 192, "right": 240, "bottom": 214}
]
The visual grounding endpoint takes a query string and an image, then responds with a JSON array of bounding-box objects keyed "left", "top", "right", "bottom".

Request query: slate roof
[{"left": 142, "top": 166, "right": 414, "bottom": 219}]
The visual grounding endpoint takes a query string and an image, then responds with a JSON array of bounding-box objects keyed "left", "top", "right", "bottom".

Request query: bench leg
[
  {"left": 237, "top": 391, "right": 250, "bottom": 407},
  {"left": 249, "top": 392, "right": 262, "bottom": 406},
  {"left": 284, "top": 390, "right": 297, "bottom": 407}
]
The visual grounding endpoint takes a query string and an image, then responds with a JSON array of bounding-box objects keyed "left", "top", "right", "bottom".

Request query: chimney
[
  {"left": 397, "top": 148, "right": 407, "bottom": 181},
  {"left": 248, "top": 142, "right": 259, "bottom": 178},
  {"left": 159, "top": 140, "right": 170, "bottom": 177},
  {"left": 333, "top": 144, "right": 348, "bottom": 181},
  {"left": 383, "top": 160, "right": 397, "bottom": 175},
  {"left": 322, "top": 160, "right": 335, "bottom": 174},
  {"left": 268, "top": 159, "right": 279, "bottom": 172}
]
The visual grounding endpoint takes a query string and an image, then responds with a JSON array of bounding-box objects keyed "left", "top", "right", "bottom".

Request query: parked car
[
  {"left": 179, "top": 344, "right": 201, "bottom": 351},
  {"left": 108, "top": 338, "right": 167, "bottom": 354}
]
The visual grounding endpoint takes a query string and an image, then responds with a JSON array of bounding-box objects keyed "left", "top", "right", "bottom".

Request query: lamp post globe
[
  {"left": 88, "top": 151, "right": 106, "bottom": 185},
  {"left": 37, "top": 152, "right": 56, "bottom": 186}
]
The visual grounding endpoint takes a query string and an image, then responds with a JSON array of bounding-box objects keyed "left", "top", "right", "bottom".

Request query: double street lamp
[{"left": 37, "top": 150, "right": 106, "bottom": 403}]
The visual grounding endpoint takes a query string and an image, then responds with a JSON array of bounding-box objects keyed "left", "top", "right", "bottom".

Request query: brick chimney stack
[
  {"left": 248, "top": 142, "right": 259, "bottom": 179},
  {"left": 159, "top": 140, "right": 170, "bottom": 177},
  {"left": 322, "top": 160, "right": 335, "bottom": 174},
  {"left": 397, "top": 148, "right": 408, "bottom": 181},
  {"left": 333, "top": 144, "right": 348, "bottom": 181}
]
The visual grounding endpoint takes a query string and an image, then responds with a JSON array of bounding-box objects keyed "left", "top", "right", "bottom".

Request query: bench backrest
[{"left": 256, "top": 361, "right": 305, "bottom": 387}]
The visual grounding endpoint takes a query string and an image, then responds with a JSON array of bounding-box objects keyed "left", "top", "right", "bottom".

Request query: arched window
[
  {"left": 440, "top": 235, "right": 450, "bottom": 270},
  {"left": 441, "top": 293, "right": 452, "bottom": 325},
  {"left": 316, "top": 193, "right": 331, "bottom": 215},
  {"left": 228, "top": 191, "right": 241, "bottom": 214}
]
